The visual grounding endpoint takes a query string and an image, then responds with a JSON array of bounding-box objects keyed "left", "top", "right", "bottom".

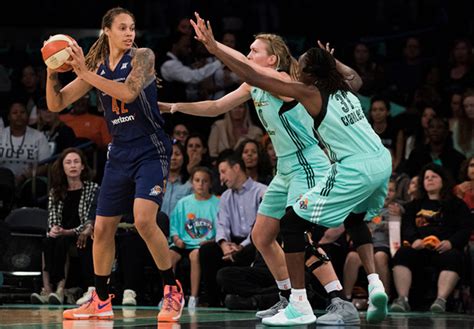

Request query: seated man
[{"left": 199, "top": 152, "right": 267, "bottom": 306}]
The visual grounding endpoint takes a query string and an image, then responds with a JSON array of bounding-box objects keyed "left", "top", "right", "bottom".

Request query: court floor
[{"left": 1, "top": 304, "right": 474, "bottom": 328}]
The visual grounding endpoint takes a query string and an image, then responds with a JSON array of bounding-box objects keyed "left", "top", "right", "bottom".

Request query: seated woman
[
  {"left": 168, "top": 166, "right": 220, "bottom": 311},
  {"left": 235, "top": 138, "right": 273, "bottom": 185},
  {"left": 454, "top": 156, "right": 474, "bottom": 210},
  {"left": 161, "top": 141, "right": 192, "bottom": 218},
  {"left": 207, "top": 102, "right": 263, "bottom": 159},
  {"left": 390, "top": 163, "right": 472, "bottom": 313},
  {"left": 30, "top": 148, "right": 98, "bottom": 304}
]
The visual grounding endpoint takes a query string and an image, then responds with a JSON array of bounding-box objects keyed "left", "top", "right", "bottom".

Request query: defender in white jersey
[{"left": 190, "top": 13, "right": 390, "bottom": 326}]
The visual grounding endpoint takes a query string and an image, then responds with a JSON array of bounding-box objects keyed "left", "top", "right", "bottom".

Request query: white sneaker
[
  {"left": 31, "top": 288, "right": 49, "bottom": 304},
  {"left": 262, "top": 301, "right": 316, "bottom": 326},
  {"left": 188, "top": 296, "right": 198, "bottom": 313},
  {"left": 48, "top": 288, "right": 64, "bottom": 304},
  {"left": 367, "top": 281, "right": 388, "bottom": 323},
  {"left": 122, "top": 289, "right": 137, "bottom": 306},
  {"left": 76, "top": 286, "right": 95, "bottom": 305}
]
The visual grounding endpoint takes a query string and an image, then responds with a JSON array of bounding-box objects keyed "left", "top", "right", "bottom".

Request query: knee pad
[
  {"left": 344, "top": 212, "right": 372, "bottom": 248},
  {"left": 280, "top": 208, "right": 311, "bottom": 253}
]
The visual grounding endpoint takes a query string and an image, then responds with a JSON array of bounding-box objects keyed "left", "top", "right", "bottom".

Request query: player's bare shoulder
[
  {"left": 127, "top": 47, "right": 155, "bottom": 94},
  {"left": 132, "top": 47, "right": 155, "bottom": 71}
]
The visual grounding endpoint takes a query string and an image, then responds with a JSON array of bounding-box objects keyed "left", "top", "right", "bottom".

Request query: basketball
[{"left": 41, "top": 34, "right": 75, "bottom": 72}]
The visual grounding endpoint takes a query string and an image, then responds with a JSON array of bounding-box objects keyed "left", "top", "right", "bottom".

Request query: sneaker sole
[
  {"left": 430, "top": 305, "right": 445, "bottom": 313},
  {"left": 390, "top": 304, "right": 408, "bottom": 313},
  {"left": 63, "top": 312, "right": 114, "bottom": 320},
  {"left": 30, "top": 296, "right": 46, "bottom": 304},
  {"left": 317, "top": 317, "right": 361, "bottom": 325},
  {"left": 367, "top": 292, "right": 388, "bottom": 323},
  {"left": 262, "top": 314, "right": 316, "bottom": 326}
]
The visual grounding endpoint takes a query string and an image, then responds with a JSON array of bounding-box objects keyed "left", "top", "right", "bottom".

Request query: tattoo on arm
[
  {"left": 48, "top": 72, "right": 62, "bottom": 96},
  {"left": 127, "top": 48, "right": 155, "bottom": 95}
]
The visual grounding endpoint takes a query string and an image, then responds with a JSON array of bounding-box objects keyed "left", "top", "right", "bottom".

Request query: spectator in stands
[
  {"left": 30, "top": 148, "right": 97, "bottom": 304},
  {"left": 207, "top": 102, "right": 263, "bottom": 159},
  {"left": 387, "top": 36, "right": 431, "bottom": 106},
  {"left": 444, "top": 38, "right": 474, "bottom": 96},
  {"left": 11, "top": 64, "right": 44, "bottom": 125},
  {"left": 261, "top": 134, "right": 277, "bottom": 177},
  {"left": 171, "top": 123, "right": 190, "bottom": 146},
  {"left": 35, "top": 97, "right": 76, "bottom": 155},
  {"left": 0, "top": 100, "right": 51, "bottom": 188},
  {"left": 158, "top": 32, "right": 224, "bottom": 136},
  {"left": 158, "top": 32, "right": 222, "bottom": 103},
  {"left": 199, "top": 31, "right": 241, "bottom": 100},
  {"left": 454, "top": 156, "right": 474, "bottom": 210},
  {"left": 403, "top": 105, "right": 437, "bottom": 160},
  {"left": 447, "top": 90, "right": 464, "bottom": 129},
  {"left": 59, "top": 93, "right": 111, "bottom": 149},
  {"left": 369, "top": 95, "right": 405, "bottom": 170},
  {"left": 235, "top": 138, "right": 273, "bottom": 185},
  {"left": 451, "top": 89, "right": 474, "bottom": 157},
  {"left": 350, "top": 42, "right": 386, "bottom": 97},
  {"left": 390, "top": 163, "right": 472, "bottom": 313},
  {"left": 185, "top": 133, "right": 212, "bottom": 175},
  {"left": 161, "top": 141, "right": 192, "bottom": 218},
  {"left": 199, "top": 152, "right": 266, "bottom": 306},
  {"left": 169, "top": 166, "right": 220, "bottom": 311},
  {"left": 405, "top": 117, "right": 466, "bottom": 181}
]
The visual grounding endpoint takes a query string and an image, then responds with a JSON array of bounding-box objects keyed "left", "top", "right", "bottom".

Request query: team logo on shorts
[
  {"left": 149, "top": 185, "right": 163, "bottom": 196},
  {"left": 299, "top": 198, "right": 308, "bottom": 210}
]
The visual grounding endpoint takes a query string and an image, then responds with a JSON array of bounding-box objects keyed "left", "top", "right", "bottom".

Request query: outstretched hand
[
  {"left": 190, "top": 12, "right": 218, "bottom": 54},
  {"left": 317, "top": 40, "right": 335, "bottom": 55}
]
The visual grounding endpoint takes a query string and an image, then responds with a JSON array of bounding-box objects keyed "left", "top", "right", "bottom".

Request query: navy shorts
[{"left": 97, "top": 136, "right": 171, "bottom": 217}]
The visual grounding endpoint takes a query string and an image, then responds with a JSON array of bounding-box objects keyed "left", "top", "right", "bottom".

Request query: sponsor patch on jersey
[
  {"left": 299, "top": 198, "right": 308, "bottom": 210},
  {"left": 149, "top": 185, "right": 163, "bottom": 196}
]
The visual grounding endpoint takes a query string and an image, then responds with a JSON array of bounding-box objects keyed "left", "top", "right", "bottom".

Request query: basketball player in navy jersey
[{"left": 45, "top": 7, "right": 184, "bottom": 322}]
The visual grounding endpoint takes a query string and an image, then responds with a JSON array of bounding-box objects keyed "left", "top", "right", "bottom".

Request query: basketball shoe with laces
[
  {"left": 63, "top": 290, "right": 114, "bottom": 320},
  {"left": 157, "top": 280, "right": 185, "bottom": 322}
]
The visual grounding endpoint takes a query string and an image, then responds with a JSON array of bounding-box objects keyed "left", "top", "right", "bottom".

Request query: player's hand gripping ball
[{"left": 41, "top": 34, "right": 75, "bottom": 72}]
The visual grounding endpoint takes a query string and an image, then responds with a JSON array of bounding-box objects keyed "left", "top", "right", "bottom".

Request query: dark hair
[
  {"left": 50, "top": 148, "right": 92, "bottom": 201},
  {"left": 216, "top": 149, "right": 245, "bottom": 172},
  {"left": 190, "top": 166, "right": 214, "bottom": 185},
  {"left": 417, "top": 163, "right": 454, "bottom": 203},
  {"left": 85, "top": 7, "right": 136, "bottom": 70},
  {"left": 459, "top": 156, "right": 474, "bottom": 182},
  {"left": 235, "top": 138, "right": 273, "bottom": 181},
  {"left": 302, "top": 47, "right": 350, "bottom": 94},
  {"left": 171, "top": 140, "right": 189, "bottom": 183},
  {"left": 184, "top": 133, "right": 212, "bottom": 167}
]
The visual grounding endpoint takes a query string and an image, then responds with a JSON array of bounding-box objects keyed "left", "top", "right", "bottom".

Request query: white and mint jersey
[
  {"left": 251, "top": 87, "right": 319, "bottom": 157},
  {"left": 314, "top": 90, "right": 383, "bottom": 162}
]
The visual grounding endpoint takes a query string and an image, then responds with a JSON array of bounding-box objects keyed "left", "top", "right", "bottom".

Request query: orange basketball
[{"left": 41, "top": 34, "right": 75, "bottom": 72}]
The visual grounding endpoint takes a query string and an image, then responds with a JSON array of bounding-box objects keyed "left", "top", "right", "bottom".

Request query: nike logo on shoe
[{"left": 98, "top": 302, "right": 110, "bottom": 309}]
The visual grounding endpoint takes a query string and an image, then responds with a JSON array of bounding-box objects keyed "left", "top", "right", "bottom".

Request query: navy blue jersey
[{"left": 96, "top": 48, "right": 166, "bottom": 144}]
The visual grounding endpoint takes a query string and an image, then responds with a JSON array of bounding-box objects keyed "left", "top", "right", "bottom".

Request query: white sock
[
  {"left": 324, "top": 280, "right": 343, "bottom": 294},
  {"left": 290, "top": 288, "right": 312, "bottom": 314},
  {"left": 367, "top": 273, "right": 381, "bottom": 286},
  {"left": 276, "top": 278, "right": 291, "bottom": 291}
]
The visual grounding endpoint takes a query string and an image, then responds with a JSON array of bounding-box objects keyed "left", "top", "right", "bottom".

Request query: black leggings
[{"left": 392, "top": 246, "right": 464, "bottom": 276}]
